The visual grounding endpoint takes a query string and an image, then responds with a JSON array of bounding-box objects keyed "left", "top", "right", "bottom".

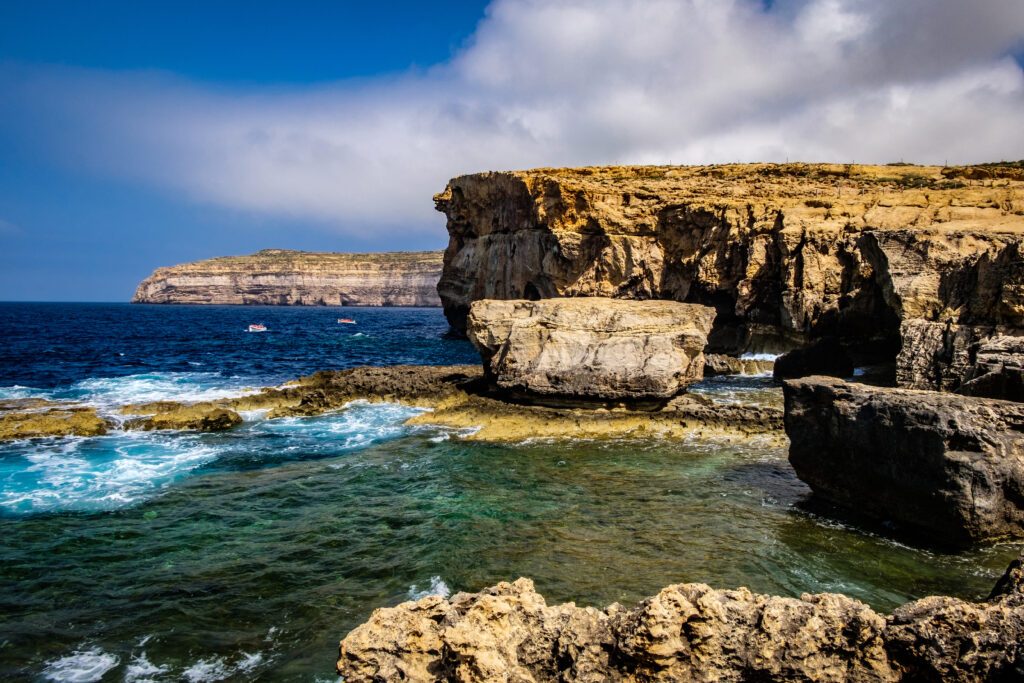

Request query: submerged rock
[
  {"left": 782, "top": 376, "right": 1024, "bottom": 547},
  {"left": 0, "top": 399, "right": 110, "bottom": 440},
  {"left": 466, "top": 298, "right": 716, "bottom": 400},
  {"left": 338, "top": 552, "right": 1024, "bottom": 682}
]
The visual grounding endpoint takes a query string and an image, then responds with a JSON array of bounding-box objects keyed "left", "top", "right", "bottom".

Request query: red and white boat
[
  {"left": 337, "top": 318, "right": 356, "bottom": 324},
  {"left": 247, "top": 323, "right": 267, "bottom": 332}
]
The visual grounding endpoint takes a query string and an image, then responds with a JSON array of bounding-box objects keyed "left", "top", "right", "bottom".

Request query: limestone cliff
[
  {"left": 132, "top": 249, "right": 443, "bottom": 306},
  {"left": 434, "top": 163, "right": 1024, "bottom": 390}
]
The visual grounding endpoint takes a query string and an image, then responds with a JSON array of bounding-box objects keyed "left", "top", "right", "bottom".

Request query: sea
[{"left": 0, "top": 302, "right": 1017, "bottom": 681}]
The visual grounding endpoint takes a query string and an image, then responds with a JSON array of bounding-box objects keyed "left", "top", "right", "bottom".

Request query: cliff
[
  {"left": 434, "top": 163, "right": 1024, "bottom": 389},
  {"left": 132, "top": 249, "right": 444, "bottom": 306}
]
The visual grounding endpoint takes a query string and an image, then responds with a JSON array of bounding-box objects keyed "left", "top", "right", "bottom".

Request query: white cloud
[{"left": 2, "top": 0, "right": 1023, "bottom": 235}]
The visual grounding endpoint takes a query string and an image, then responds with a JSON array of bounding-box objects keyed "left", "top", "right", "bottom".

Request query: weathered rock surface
[
  {"left": 466, "top": 298, "right": 715, "bottom": 399},
  {"left": 338, "top": 552, "right": 1024, "bottom": 682},
  {"left": 0, "top": 399, "right": 110, "bottom": 440},
  {"left": 783, "top": 376, "right": 1024, "bottom": 547},
  {"left": 959, "top": 335, "right": 1024, "bottom": 401},
  {"left": 223, "top": 365, "right": 784, "bottom": 442},
  {"left": 132, "top": 249, "right": 443, "bottom": 306},
  {"left": 121, "top": 401, "right": 243, "bottom": 432},
  {"left": 435, "top": 164, "right": 1024, "bottom": 389},
  {"left": 703, "top": 353, "right": 774, "bottom": 376}
]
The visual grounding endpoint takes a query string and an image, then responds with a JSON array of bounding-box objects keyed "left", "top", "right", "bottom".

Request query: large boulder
[
  {"left": 339, "top": 553, "right": 1024, "bottom": 682},
  {"left": 783, "top": 376, "right": 1024, "bottom": 547},
  {"left": 466, "top": 298, "right": 716, "bottom": 400}
]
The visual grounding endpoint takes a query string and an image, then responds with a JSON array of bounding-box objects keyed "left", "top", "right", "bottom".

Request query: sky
[{"left": 1, "top": 0, "right": 1023, "bottom": 301}]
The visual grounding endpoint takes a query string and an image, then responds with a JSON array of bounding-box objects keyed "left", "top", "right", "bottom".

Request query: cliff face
[
  {"left": 434, "top": 163, "right": 1024, "bottom": 387},
  {"left": 132, "top": 249, "right": 444, "bottom": 306}
]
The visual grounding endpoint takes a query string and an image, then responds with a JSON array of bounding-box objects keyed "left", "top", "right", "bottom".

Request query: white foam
[
  {"left": 408, "top": 575, "right": 451, "bottom": 600},
  {"left": 739, "top": 352, "right": 781, "bottom": 361},
  {"left": 182, "top": 657, "right": 231, "bottom": 682},
  {"left": 0, "top": 384, "right": 47, "bottom": 400},
  {"left": 1, "top": 399, "right": 434, "bottom": 514},
  {"left": 42, "top": 647, "right": 119, "bottom": 682},
  {"left": 1, "top": 432, "right": 221, "bottom": 514},
  {"left": 64, "top": 372, "right": 256, "bottom": 411},
  {"left": 181, "top": 652, "right": 265, "bottom": 682},
  {"left": 124, "top": 652, "right": 170, "bottom": 682}
]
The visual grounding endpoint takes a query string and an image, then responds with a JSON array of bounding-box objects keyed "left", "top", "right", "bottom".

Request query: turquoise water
[{"left": 0, "top": 304, "right": 1018, "bottom": 681}]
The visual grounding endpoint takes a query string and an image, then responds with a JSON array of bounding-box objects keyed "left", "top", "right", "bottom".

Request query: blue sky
[
  {"left": 0, "top": 1, "right": 488, "bottom": 301},
  {"left": 1, "top": 0, "right": 1023, "bottom": 301}
]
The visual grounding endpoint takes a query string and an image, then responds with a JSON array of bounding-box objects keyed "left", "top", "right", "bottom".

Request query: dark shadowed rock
[
  {"left": 958, "top": 335, "right": 1024, "bottom": 402},
  {"left": 782, "top": 376, "right": 1024, "bottom": 547},
  {"left": 773, "top": 337, "right": 855, "bottom": 380}
]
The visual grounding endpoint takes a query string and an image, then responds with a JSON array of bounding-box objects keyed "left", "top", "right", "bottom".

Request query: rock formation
[
  {"left": 466, "top": 298, "right": 715, "bottom": 400},
  {"left": 121, "top": 401, "right": 243, "bottom": 432},
  {"left": 434, "top": 163, "right": 1024, "bottom": 390},
  {"left": 338, "top": 552, "right": 1024, "bottom": 682},
  {"left": 0, "top": 399, "right": 109, "bottom": 439},
  {"left": 132, "top": 249, "right": 443, "bottom": 306},
  {"left": 703, "top": 354, "right": 774, "bottom": 376},
  {"left": 0, "top": 366, "right": 782, "bottom": 443},
  {"left": 783, "top": 376, "right": 1024, "bottom": 547}
]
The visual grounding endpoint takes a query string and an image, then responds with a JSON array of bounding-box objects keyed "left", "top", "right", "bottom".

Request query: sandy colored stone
[
  {"left": 467, "top": 298, "right": 715, "bottom": 399},
  {"left": 132, "top": 249, "right": 443, "bottom": 306},
  {"left": 703, "top": 353, "right": 774, "bottom": 376},
  {"left": 123, "top": 401, "right": 243, "bottom": 432},
  {"left": 0, "top": 399, "right": 110, "bottom": 440},
  {"left": 338, "top": 552, "right": 1024, "bottom": 682},
  {"left": 217, "top": 365, "right": 783, "bottom": 442},
  {"left": 435, "top": 163, "right": 1024, "bottom": 389}
]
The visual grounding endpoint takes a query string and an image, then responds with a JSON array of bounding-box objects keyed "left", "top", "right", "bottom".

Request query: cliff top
[
  {"left": 437, "top": 162, "right": 1024, "bottom": 235},
  {"left": 149, "top": 249, "right": 444, "bottom": 274}
]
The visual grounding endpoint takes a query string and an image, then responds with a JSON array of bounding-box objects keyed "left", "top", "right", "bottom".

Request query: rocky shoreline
[
  {"left": 0, "top": 363, "right": 783, "bottom": 444},
  {"left": 338, "top": 554, "right": 1024, "bottom": 682}
]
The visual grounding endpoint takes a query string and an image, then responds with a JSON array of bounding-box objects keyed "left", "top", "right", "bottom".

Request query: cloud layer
[{"left": 3, "top": 0, "right": 1024, "bottom": 233}]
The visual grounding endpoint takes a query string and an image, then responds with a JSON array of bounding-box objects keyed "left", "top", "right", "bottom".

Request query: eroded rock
[
  {"left": 703, "top": 353, "right": 774, "bottom": 376},
  {"left": 338, "top": 552, "right": 1024, "bottom": 682},
  {"left": 783, "top": 376, "right": 1024, "bottom": 547},
  {"left": 0, "top": 399, "right": 110, "bottom": 440},
  {"left": 467, "top": 298, "right": 715, "bottom": 400},
  {"left": 122, "top": 402, "right": 243, "bottom": 432},
  {"left": 436, "top": 164, "right": 1024, "bottom": 392}
]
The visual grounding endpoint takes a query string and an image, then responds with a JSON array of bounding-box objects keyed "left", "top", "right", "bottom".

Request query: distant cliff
[
  {"left": 434, "top": 162, "right": 1024, "bottom": 390},
  {"left": 132, "top": 250, "right": 443, "bottom": 306}
]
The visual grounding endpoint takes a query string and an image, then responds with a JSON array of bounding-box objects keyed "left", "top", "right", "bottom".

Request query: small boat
[
  {"left": 337, "top": 318, "right": 356, "bottom": 324},
  {"left": 247, "top": 324, "right": 267, "bottom": 333}
]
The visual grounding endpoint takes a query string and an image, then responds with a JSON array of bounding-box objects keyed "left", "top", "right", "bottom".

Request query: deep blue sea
[{"left": 0, "top": 303, "right": 1017, "bottom": 682}]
